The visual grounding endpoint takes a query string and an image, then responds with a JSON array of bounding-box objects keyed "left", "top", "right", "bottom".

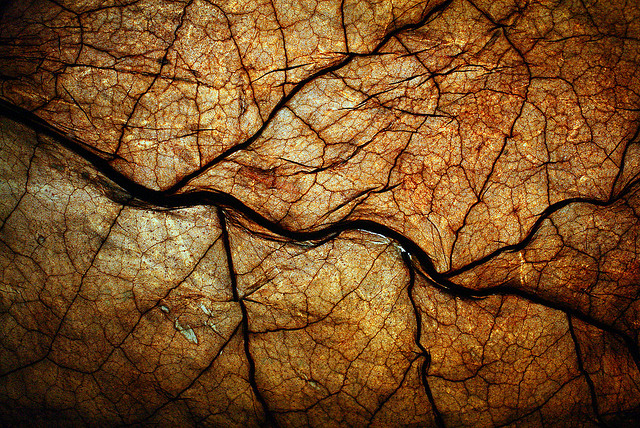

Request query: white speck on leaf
[{"left": 175, "top": 320, "right": 198, "bottom": 344}]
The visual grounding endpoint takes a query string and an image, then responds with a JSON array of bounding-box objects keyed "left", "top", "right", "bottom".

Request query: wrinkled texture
[{"left": 1, "top": 0, "right": 640, "bottom": 426}]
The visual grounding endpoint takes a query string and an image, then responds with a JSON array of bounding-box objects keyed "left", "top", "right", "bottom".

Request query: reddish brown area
[{"left": 1, "top": 0, "right": 640, "bottom": 426}]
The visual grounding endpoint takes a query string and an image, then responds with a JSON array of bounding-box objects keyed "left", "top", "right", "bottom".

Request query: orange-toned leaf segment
[{"left": 1, "top": 0, "right": 639, "bottom": 426}]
